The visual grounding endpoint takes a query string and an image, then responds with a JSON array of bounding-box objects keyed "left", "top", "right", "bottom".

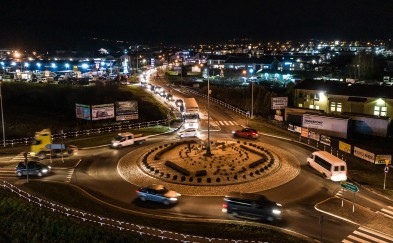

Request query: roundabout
[{"left": 118, "top": 139, "right": 302, "bottom": 196}]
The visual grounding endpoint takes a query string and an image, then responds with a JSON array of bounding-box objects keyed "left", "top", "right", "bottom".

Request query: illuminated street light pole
[
  {"left": 249, "top": 68, "right": 254, "bottom": 119},
  {"left": 206, "top": 66, "right": 212, "bottom": 156},
  {"left": 0, "top": 81, "right": 5, "bottom": 147}
]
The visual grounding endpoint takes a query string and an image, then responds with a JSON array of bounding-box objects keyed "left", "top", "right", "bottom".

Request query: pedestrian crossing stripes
[
  {"left": 8, "top": 152, "right": 35, "bottom": 163},
  {"left": 342, "top": 226, "right": 393, "bottom": 243},
  {"left": 64, "top": 168, "right": 74, "bottom": 183},
  {"left": 335, "top": 189, "right": 344, "bottom": 197},
  {"left": 379, "top": 206, "right": 393, "bottom": 219},
  {"left": 214, "top": 121, "right": 239, "bottom": 126}
]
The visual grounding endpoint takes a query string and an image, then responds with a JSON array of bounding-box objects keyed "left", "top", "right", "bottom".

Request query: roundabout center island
[{"left": 118, "top": 139, "right": 301, "bottom": 196}]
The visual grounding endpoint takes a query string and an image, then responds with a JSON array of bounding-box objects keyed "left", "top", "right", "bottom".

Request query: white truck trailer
[
  {"left": 110, "top": 132, "right": 147, "bottom": 148},
  {"left": 183, "top": 98, "right": 200, "bottom": 129},
  {"left": 302, "top": 113, "right": 351, "bottom": 139}
]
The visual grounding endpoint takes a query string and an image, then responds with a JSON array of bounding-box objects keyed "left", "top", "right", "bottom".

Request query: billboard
[
  {"left": 115, "top": 101, "right": 138, "bottom": 121},
  {"left": 375, "top": 155, "right": 392, "bottom": 165},
  {"left": 75, "top": 104, "right": 91, "bottom": 120},
  {"left": 354, "top": 146, "right": 375, "bottom": 163},
  {"left": 320, "top": 135, "right": 331, "bottom": 146},
  {"left": 272, "top": 97, "right": 288, "bottom": 109},
  {"left": 302, "top": 114, "right": 350, "bottom": 139},
  {"left": 91, "top": 104, "right": 115, "bottom": 120},
  {"left": 339, "top": 141, "right": 351, "bottom": 154}
]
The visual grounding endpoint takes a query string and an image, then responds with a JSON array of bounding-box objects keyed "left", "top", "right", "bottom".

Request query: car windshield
[
  {"left": 114, "top": 135, "right": 124, "bottom": 141},
  {"left": 156, "top": 188, "right": 169, "bottom": 194}
]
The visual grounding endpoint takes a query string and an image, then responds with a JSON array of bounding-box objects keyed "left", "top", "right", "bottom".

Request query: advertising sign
[
  {"left": 274, "top": 115, "right": 283, "bottom": 121},
  {"left": 91, "top": 104, "right": 115, "bottom": 120},
  {"left": 339, "top": 141, "right": 351, "bottom": 154},
  {"left": 115, "top": 101, "right": 138, "bottom": 121},
  {"left": 308, "top": 131, "right": 320, "bottom": 141},
  {"left": 375, "top": 155, "right": 392, "bottom": 165},
  {"left": 320, "top": 135, "right": 331, "bottom": 146},
  {"left": 301, "top": 127, "right": 309, "bottom": 138},
  {"left": 75, "top": 104, "right": 91, "bottom": 120},
  {"left": 272, "top": 97, "right": 288, "bottom": 109},
  {"left": 354, "top": 146, "right": 375, "bottom": 163},
  {"left": 302, "top": 114, "right": 350, "bottom": 139},
  {"left": 288, "top": 124, "right": 302, "bottom": 133}
]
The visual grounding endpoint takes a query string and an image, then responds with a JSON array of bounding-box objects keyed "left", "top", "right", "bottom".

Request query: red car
[{"left": 232, "top": 128, "right": 259, "bottom": 139}]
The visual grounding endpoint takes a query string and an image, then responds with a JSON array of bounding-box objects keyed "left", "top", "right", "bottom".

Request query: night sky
[{"left": 1, "top": 0, "right": 392, "bottom": 49}]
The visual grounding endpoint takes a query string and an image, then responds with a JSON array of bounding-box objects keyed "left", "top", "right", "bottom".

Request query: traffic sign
[
  {"left": 340, "top": 181, "right": 359, "bottom": 193},
  {"left": 45, "top": 144, "right": 65, "bottom": 150},
  {"left": 384, "top": 166, "right": 389, "bottom": 174}
]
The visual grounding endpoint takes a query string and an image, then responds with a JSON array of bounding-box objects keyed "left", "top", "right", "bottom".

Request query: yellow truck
[{"left": 30, "top": 129, "right": 78, "bottom": 160}]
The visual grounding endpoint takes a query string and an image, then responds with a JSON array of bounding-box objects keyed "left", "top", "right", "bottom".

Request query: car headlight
[
  {"left": 232, "top": 131, "right": 236, "bottom": 134},
  {"left": 41, "top": 168, "right": 48, "bottom": 173},
  {"left": 272, "top": 209, "right": 282, "bottom": 215},
  {"left": 169, "top": 197, "right": 178, "bottom": 201},
  {"left": 112, "top": 142, "right": 118, "bottom": 147},
  {"left": 47, "top": 166, "right": 51, "bottom": 169}
]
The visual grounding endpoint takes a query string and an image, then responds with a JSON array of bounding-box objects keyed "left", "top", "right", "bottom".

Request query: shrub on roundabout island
[
  {"left": 155, "top": 140, "right": 196, "bottom": 160},
  {"left": 195, "top": 170, "right": 207, "bottom": 177},
  {"left": 164, "top": 160, "right": 190, "bottom": 176}
]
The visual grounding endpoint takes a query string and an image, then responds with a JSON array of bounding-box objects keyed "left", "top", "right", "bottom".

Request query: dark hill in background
[{"left": 2, "top": 83, "right": 167, "bottom": 138}]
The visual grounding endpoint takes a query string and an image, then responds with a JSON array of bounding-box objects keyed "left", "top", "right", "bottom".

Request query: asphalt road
[{"left": 1, "top": 82, "right": 393, "bottom": 242}]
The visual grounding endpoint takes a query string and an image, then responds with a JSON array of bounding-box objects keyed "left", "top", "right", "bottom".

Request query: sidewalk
[{"left": 315, "top": 197, "right": 393, "bottom": 239}]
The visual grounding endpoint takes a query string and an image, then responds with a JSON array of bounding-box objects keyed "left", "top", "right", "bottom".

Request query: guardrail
[
  {"left": 2, "top": 119, "right": 168, "bottom": 148},
  {"left": 182, "top": 87, "right": 249, "bottom": 117},
  {"left": 0, "top": 180, "right": 255, "bottom": 242}
]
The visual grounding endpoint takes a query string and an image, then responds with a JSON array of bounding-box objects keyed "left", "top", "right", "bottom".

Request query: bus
[{"left": 307, "top": 151, "right": 347, "bottom": 182}]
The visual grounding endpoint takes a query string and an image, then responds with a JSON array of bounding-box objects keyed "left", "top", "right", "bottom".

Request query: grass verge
[{"left": 16, "top": 181, "right": 311, "bottom": 242}]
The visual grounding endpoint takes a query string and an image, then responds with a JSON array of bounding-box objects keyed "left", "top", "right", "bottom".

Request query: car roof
[
  {"left": 225, "top": 192, "right": 270, "bottom": 202},
  {"left": 242, "top": 128, "right": 257, "bottom": 132},
  {"left": 183, "top": 128, "right": 197, "bottom": 132},
  {"left": 147, "top": 184, "right": 165, "bottom": 190}
]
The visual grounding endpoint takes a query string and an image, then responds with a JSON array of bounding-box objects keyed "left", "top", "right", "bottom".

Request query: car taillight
[
  {"left": 135, "top": 189, "right": 140, "bottom": 193},
  {"left": 222, "top": 203, "right": 227, "bottom": 208}
]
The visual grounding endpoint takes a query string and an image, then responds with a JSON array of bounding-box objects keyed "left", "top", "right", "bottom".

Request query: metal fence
[
  {"left": 183, "top": 87, "right": 249, "bottom": 117},
  {"left": 3, "top": 119, "right": 168, "bottom": 148},
  {"left": 0, "top": 180, "right": 263, "bottom": 242}
]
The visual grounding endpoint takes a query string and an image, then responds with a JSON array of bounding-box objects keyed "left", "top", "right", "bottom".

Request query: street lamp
[
  {"left": 206, "top": 66, "right": 212, "bottom": 156},
  {"left": 0, "top": 81, "right": 5, "bottom": 147},
  {"left": 249, "top": 68, "right": 254, "bottom": 119}
]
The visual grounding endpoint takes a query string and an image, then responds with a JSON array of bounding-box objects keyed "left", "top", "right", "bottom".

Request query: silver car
[
  {"left": 136, "top": 184, "right": 181, "bottom": 205},
  {"left": 178, "top": 128, "right": 199, "bottom": 138}
]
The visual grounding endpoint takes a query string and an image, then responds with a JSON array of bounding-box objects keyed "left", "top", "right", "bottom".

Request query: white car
[{"left": 178, "top": 128, "right": 199, "bottom": 138}]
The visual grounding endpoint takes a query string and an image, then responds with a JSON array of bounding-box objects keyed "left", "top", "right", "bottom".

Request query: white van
[{"left": 307, "top": 151, "right": 347, "bottom": 182}]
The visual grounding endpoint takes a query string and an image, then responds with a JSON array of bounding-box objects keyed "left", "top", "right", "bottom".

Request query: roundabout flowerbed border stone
[
  {"left": 117, "top": 139, "right": 301, "bottom": 196},
  {"left": 139, "top": 140, "right": 279, "bottom": 186}
]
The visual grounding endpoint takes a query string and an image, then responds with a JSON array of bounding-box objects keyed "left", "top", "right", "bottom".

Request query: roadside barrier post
[{"left": 23, "top": 152, "right": 29, "bottom": 183}]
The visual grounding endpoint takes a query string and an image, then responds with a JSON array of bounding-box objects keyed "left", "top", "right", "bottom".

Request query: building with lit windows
[{"left": 293, "top": 79, "right": 392, "bottom": 137}]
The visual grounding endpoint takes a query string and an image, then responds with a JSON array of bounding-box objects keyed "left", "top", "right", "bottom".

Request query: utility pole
[
  {"left": 0, "top": 81, "right": 5, "bottom": 147},
  {"left": 23, "top": 152, "right": 29, "bottom": 183},
  {"left": 206, "top": 66, "right": 212, "bottom": 156},
  {"left": 251, "top": 80, "right": 254, "bottom": 119}
]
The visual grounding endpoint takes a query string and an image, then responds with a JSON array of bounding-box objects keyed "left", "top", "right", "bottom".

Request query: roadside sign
[
  {"left": 45, "top": 144, "right": 65, "bottom": 150},
  {"left": 340, "top": 181, "right": 359, "bottom": 193},
  {"left": 384, "top": 166, "right": 389, "bottom": 174}
]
